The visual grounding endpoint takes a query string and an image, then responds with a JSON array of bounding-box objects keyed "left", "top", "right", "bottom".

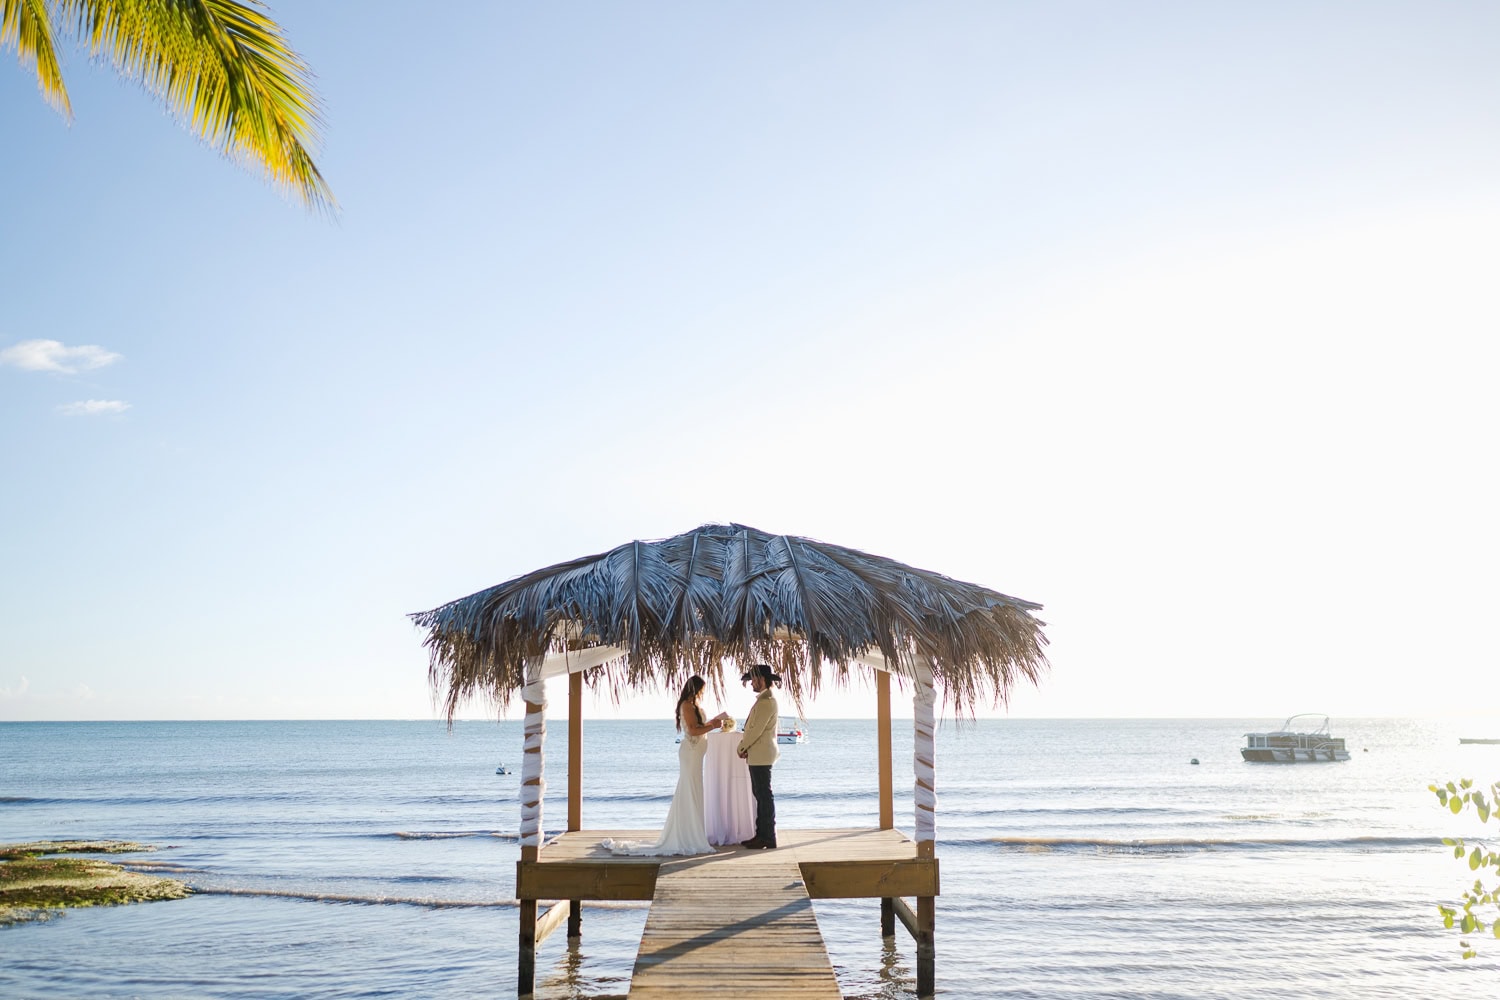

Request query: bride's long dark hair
[{"left": 675, "top": 676, "right": 706, "bottom": 733}]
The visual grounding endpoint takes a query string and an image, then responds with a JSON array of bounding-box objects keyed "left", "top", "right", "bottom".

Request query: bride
[{"left": 602, "top": 675, "right": 730, "bottom": 856}]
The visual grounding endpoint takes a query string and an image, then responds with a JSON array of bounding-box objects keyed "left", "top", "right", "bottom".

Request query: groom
[{"left": 737, "top": 663, "right": 782, "bottom": 849}]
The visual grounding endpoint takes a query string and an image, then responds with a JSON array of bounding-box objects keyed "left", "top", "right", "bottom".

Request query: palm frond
[
  {"left": 3, "top": 0, "right": 70, "bottom": 115},
  {"left": 60, "top": 0, "right": 333, "bottom": 212},
  {"left": 412, "top": 523, "right": 1049, "bottom": 720}
]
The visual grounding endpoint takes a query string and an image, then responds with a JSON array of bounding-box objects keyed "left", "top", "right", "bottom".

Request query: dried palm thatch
[{"left": 412, "top": 523, "right": 1048, "bottom": 719}]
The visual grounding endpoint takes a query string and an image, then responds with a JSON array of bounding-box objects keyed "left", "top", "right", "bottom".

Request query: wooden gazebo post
[
  {"left": 871, "top": 653, "right": 938, "bottom": 999},
  {"left": 567, "top": 671, "right": 583, "bottom": 940},
  {"left": 876, "top": 669, "right": 895, "bottom": 939},
  {"left": 912, "top": 656, "right": 937, "bottom": 1000},
  {"left": 516, "top": 654, "right": 612, "bottom": 996},
  {"left": 517, "top": 663, "right": 547, "bottom": 998}
]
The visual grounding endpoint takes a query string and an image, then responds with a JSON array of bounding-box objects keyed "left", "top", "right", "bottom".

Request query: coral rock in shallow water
[{"left": 0, "top": 840, "right": 190, "bottom": 926}]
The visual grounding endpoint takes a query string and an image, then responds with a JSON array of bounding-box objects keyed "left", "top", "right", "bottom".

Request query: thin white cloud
[
  {"left": 0, "top": 338, "right": 122, "bottom": 373},
  {"left": 0, "top": 676, "right": 29, "bottom": 700},
  {"left": 58, "top": 399, "right": 131, "bottom": 417}
]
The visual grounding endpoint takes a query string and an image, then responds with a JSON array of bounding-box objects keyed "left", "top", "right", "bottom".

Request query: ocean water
[{"left": 2, "top": 717, "right": 1497, "bottom": 998}]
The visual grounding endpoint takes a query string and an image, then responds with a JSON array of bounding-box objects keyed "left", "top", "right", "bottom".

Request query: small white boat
[
  {"left": 495, "top": 765, "right": 511, "bottom": 775},
  {"left": 776, "top": 716, "right": 807, "bottom": 745},
  {"left": 1241, "top": 715, "right": 1350, "bottom": 762}
]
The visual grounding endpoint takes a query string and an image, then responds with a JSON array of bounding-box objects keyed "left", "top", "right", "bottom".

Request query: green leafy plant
[{"left": 1430, "top": 778, "right": 1500, "bottom": 959}]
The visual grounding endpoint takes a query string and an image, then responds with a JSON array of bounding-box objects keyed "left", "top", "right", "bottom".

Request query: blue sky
[{"left": 2, "top": 2, "right": 1497, "bottom": 723}]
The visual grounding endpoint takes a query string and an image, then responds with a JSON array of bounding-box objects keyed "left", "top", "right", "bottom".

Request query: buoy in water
[{"left": 1189, "top": 758, "right": 1200, "bottom": 765}]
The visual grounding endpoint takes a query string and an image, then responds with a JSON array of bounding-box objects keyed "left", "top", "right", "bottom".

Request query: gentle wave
[
  {"left": 195, "top": 887, "right": 517, "bottom": 908},
  {"left": 193, "top": 888, "right": 650, "bottom": 911},
  {"left": 117, "top": 861, "right": 205, "bottom": 875},
  {"left": 389, "top": 830, "right": 517, "bottom": 841},
  {"left": 777, "top": 789, "right": 890, "bottom": 803},
  {"left": 0, "top": 793, "right": 317, "bottom": 806},
  {"left": 971, "top": 835, "right": 1438, "bottom": 853},
  {"left": 956, "top": 805, "right": 1189, "bottom": 816}
]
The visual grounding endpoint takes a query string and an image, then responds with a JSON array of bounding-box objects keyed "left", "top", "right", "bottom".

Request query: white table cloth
[{"left": 703, "top": 729, "right": 756, "bottom": 846}]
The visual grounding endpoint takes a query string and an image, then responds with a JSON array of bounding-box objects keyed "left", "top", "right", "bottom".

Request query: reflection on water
[
  {"left": 538, "top": 938, "right": 630, "bottom": 1000},
  {"left": 868, "top": 937, "right": 916, "bottom": 1000},
  {"left": 528, "top": 908, "right": 646, "bottom": 1000}
]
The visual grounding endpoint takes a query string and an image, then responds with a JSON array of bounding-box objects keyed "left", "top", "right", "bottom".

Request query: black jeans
[{"left": 748, "top": 764, "right": 776, "bottom": 846}]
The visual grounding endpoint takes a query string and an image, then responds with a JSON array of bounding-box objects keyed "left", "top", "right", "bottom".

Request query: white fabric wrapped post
[
  {"left": 911, "top": 654, "right": 938, "bottom": 999},
  {"left": 517, "top": 664, "right": 549, "bottom": 999},
  {"left": 913, "top": 656, "right": 937, "bottom": 855},
  {"left": 517, "top": 645, "right": 625, "bottom": 853},
  {"left": 520, "top": 667, "right": 548, "bottom": 852}
]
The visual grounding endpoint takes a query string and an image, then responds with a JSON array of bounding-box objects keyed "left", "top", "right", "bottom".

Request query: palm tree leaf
[
  {"left": 3, "top": 0, "right": 71, "bottom": 115},
  {"left": 60, "top": 0, "right": 333, "bottom": 211}
]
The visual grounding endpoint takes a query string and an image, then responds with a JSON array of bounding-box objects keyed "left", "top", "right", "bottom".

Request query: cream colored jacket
[{"left": 738, "top": 689, "right": 781, "bottom": 766}]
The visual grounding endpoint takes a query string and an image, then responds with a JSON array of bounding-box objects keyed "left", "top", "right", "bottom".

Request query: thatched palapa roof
[{"left": 412, "top": 523, "right": 1048, "bottom": 718}]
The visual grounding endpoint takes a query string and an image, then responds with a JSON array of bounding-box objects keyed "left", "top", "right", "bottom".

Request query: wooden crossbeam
[
  {"left": 535, "top": 899, "right": 570, "bottom": 946},
  {"left": 892, "top": 895, "right": 919, "bottom": 939}
]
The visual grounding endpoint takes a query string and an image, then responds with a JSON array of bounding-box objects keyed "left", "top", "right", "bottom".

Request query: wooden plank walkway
[
  {"left": 516, "top": 829, "right": 939, "bottom": 998},
  {"left": 521, "top": 828, "right": 938, "bottom": 905},
  {"left": 627, "top": 848, "right": 841, "bottom": 1000},
  {"left": 534, "top": 827, "right": 927, "bottom": 872}
]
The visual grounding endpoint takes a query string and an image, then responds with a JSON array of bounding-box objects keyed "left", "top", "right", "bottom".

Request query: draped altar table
[{"left": 703, "top": 729, "right": 756, "bottom": 846}]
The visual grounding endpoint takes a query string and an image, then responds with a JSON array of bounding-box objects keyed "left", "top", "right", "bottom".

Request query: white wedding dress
[{"left": 601, "top": 732, "right": 712, "bottom": 856}]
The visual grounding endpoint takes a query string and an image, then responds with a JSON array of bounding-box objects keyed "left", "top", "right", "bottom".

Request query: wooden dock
[
  {"left": 505, "top": 667, "right": 941, "bottom": 998},
  {"left": 517, "top": 828, "right": 938, "bottom": 998},
  {"left": 630, "top": 849, "right": 838, "bottom": 999}
]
